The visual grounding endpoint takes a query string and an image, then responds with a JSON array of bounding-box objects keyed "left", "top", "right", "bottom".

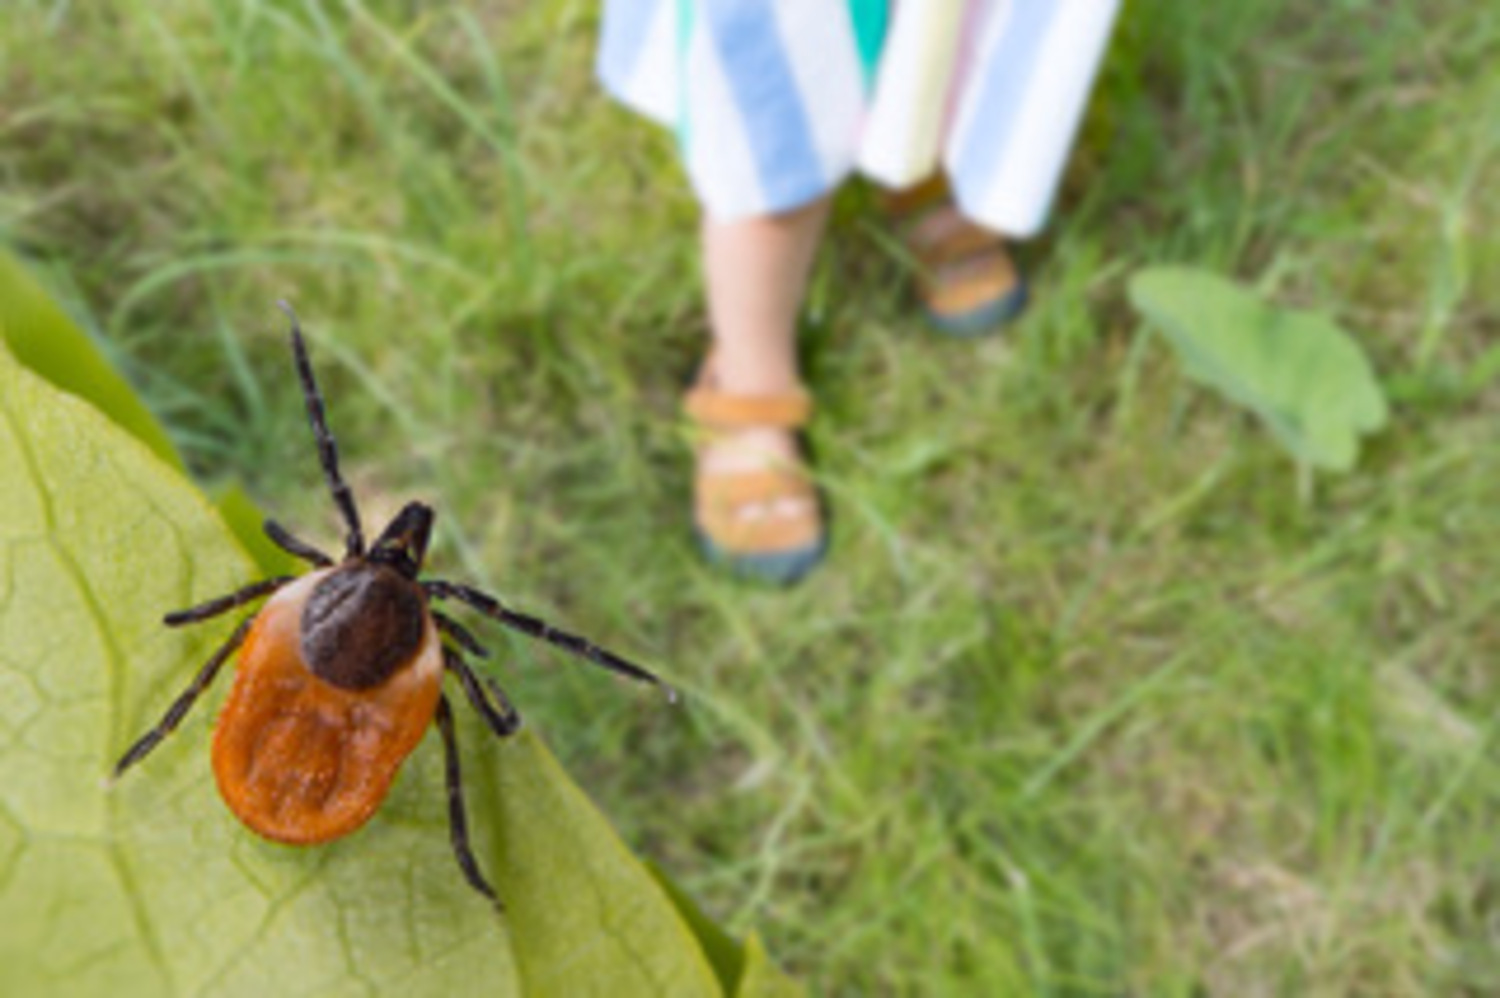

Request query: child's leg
[
  {"left": 699, "top": 197, "right": 829, "bottom": 481},
  {"left": 703, "top": 197, "right": 830, "bottom": 392},
  {"left": 688, "top": 196, "right": 831, "bottom": 579}
]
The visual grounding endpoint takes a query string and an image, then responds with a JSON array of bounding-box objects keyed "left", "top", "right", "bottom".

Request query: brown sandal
[
  {"left": 885, "top": 173, "right": 1028, "bottom": 336},
  {"left": 683, "top": 362, "right": 827, "bottom": 584}
]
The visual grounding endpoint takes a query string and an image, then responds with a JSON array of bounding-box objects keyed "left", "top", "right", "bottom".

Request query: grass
[{"left": 4, "top": 0, "right": 1499, "bottom": 993}]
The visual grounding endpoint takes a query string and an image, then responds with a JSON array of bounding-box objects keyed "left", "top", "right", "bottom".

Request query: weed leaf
[
  {"left": 734, "top": 934, "right": 805, "bottom": 997},
  {"left": 646, "top": 860, "right": 747, "bottom": 991},
  {"left": 1129, "top": 266, "right": 1388, "bottom": 471},
  {"left": 479, "top": 730, "right": 724, "bottom": 996},
  {"left": 643, "top": 867, "right": 802, "bottom": 996}
]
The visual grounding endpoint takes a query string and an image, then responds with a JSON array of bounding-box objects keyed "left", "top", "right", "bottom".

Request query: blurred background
[{"left": 3, "top": 1, "right": 1497, "bottom": 993}]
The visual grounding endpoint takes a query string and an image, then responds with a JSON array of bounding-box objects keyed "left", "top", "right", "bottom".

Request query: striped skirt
[{"left": 598, "top": 0, "right": 1121, "bottom": 238}]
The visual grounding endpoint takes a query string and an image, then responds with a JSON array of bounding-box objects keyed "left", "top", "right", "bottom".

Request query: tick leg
[
  {"left": 434, "top": 611, "right": 490, "bottom": 659},
  {"left": 278, "top": 300, "right": 365, "bottom": 559},
  {"left": 263, "top": 519, "right": 334, "bottom": 567},
  {"left": 112, "top": 616, "right": 254, "bottom": 779},
  {"left": 444, "top": 647, "right": 521, "bottom": 739},
  {"left": 163, "top": 576, "right": 295, "bottom": 627},
  {"left": 424, "top": 580, "right": 677, "bottom": 702},
  {"left": 435, "top": 694, "right": 501, "bottom": 909}
]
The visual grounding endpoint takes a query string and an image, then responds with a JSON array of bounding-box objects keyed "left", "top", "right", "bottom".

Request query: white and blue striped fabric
[{"left": 599, "top": 0, "right": 1121, "bottom": 238}]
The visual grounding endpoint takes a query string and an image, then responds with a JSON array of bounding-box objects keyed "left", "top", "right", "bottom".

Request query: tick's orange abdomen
[{"left": 211, "top": 570, "right": 443, "bottom": 844}]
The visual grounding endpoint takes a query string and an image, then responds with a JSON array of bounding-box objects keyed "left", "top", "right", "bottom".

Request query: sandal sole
[
  {"left": 925, "top": 279, "right": 1029, "bottom": 338},
  {"left": 694, "top": 527, "right": 828, "bottom": 586}
]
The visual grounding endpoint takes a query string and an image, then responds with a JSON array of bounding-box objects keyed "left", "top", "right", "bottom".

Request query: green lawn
[{"left": 4, "top": 1, "right": 1498, "bottom": 994}]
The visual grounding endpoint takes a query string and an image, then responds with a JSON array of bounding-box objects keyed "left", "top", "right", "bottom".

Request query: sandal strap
[
  {"left": 910, "top": 222, "right": 1001, "bottom": 269},
  {"left": 884, "top": 173, "right": 1003, "bottom": 268},
  {"left": 922, "top": 248, "right": 1020, "bottom": 316},
  {"left": 683, "top": 355, "right": 823, "bottom": 557},
  {"left": 696, "top": 467, "right": 821, "bottom": 554},
  {"left": 698, "top": 467, "right": 815, "bottom": 506},
  {"left": 684, "top": 386, "right": 812, "bottom": 430}
]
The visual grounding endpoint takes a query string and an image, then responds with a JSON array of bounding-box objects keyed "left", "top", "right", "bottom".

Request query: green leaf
[
  {"left": 0, "top": 342, "right": 744, "bottom": 996},
  {"left": 0, "top": 250, "right": 182, "bottom": 471},
  {"left": 639, "top": 846, "right": 804, "bottom": 996},
  {"left": 735, "top": 934, "right": 805, "bottom": 998},
  {"left": 478, "top": 731, "right": 722, "bottom": 996},
  {"left": 642, "top": 864, "right": 802, "bottom": 996},
  {"left": 646, "top": 860, "right": 746, "bottom": 991},
  {"left": 1128, "top": 266, "right": 1388, "bottom": 471}
]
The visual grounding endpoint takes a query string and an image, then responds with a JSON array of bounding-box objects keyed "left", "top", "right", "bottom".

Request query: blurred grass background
[{"left": 3, "top": 1, "right": 1498, "bottom": 993}]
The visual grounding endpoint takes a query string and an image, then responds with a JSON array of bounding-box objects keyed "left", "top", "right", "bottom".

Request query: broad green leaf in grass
[
  {"left": 479, "top": 732, "right": 723, "bottom": 996},
  {"left": 648, "top": 860, "right": 748, "bottom": 990},
  {"left": 0, "top": 327, "right": 795, "bottom": 997},
  {"left": 735, "top": 934, "right": 804, "bottom": 998},
  {"left": 644, "top": 864, "right": 803, "bottom": 996},
  {"left": 1128, "top": 266, "right": 1389, "bottom": 472}
]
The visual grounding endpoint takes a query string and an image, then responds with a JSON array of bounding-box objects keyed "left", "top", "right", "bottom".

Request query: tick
[{"left": 112, "top": 301, "right": 674, "bottom": 906}]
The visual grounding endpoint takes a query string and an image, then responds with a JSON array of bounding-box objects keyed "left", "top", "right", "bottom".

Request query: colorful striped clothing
[{"left": 598, "top": 0, "right": 1121, "bottom": 238}]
